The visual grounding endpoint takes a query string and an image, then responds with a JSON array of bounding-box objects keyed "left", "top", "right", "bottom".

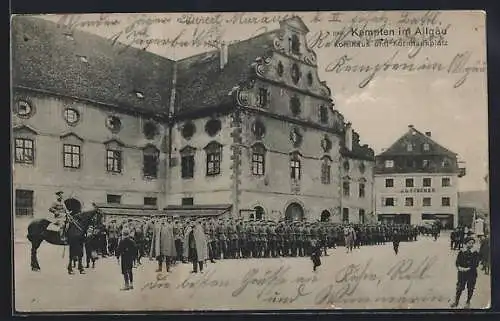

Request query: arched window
[
  {"left": 255, "top": 206, "right": 265, "bottom": 220},
  {"left": 143, "top": 145, "right": 159, "bottom": 179},
  {"left": 321, "top": 156, "right": 331, "bottom": 184},
  {"left": 251, "top": 143, "right": 266, "bottom": 176},
  {"left": 290, "top": 152, "right": 301, "bottom": 180},
  {"left": 204, "top": 141, "right": 222, "bottom": 176}
]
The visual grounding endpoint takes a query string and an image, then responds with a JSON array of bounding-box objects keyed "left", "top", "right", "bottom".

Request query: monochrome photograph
[{"left": 10, "top": 11, "right": 489, "bottom": 311}]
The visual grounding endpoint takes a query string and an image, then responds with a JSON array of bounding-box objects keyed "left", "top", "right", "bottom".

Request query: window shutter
[
  {"left": 381, "top": 197, "right": 385, "bottom": 206},
  {"left": 267, "top": 90, "right": 271, "bottom": 106}
]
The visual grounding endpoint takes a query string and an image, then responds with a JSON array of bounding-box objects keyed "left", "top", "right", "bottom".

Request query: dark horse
[{"left": 27, "top": 206, "right": 101, "bottom": 274}]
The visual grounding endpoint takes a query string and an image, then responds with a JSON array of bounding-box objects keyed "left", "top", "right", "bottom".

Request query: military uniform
[
  {"left": 48, "top": 195, "right": 69, "bottom": 240},
  {"left": 217, "top": 220, "right": 227, "bottom": 259}
]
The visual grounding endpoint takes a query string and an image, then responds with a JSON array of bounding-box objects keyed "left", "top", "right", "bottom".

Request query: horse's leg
[
  {"left": 30, "top": 238, "right": 43, "bottom": 271},
  {"left": 67, "top": 249, "right": 74, "bottom": 274}
]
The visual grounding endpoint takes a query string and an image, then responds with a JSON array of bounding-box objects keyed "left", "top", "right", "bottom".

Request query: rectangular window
[
  {"left": 405, "top": 197, "right": 414, "bottom": 207},
  {"left": 143, "top": 148, "right": 159, "bottom": 179},
  {"left": 385, "top": 178, "right": 394, "bottom": 187},
  {"left": 343, "top": 181, "right": 350, "bottom": 197},
  {"left": 63, "top": 144, "right": 81, "bottom": 169},
  {"left": 182, "top": 197, "right": 194, "bottom": 206},
  {"left": 385, "top": 160, "right": 394, "bottom": 168},
  {"left": 423, "top": 177, "right": 432, "bottom": 187},
  {"left": 442, "top": 177, "right": 451, "bottom": 187},
  {"left": 422, "top": 159, "right": 430, "bottom": 168},
  {"left": 423, "top": 197, "right": 432, "bottom": 207},
  {"left": 252, "top": 153, "right": 265, "bottom": 176},
  {"left": 15, "top": 189, "right": 34, "bottom": 217},
  {"left": 342, "top": 208, "right": 349, "bottom": 223},
  {"left": 144, "top": 197, "right": 157, "bottom": 206},
  {"left": 290, "top": 159, "right": 301, "bottom": 180},
  {"left": 407, "top": 144, "right": 413, "bottom": 152},
  {"left": 206, "top": 152, "right": 221, "bottom": 176},
  {"left": 181, "top": 155, "right": 195, "bottom": 179},
  {"left": 106, "top": 150, "right": 122, "bottom": 173},
  {"left": 258, "top": 88, "right": 268, "bottom": 107},
  {"left": 359, "top": 183, "right": 365, "bottom": 198},
  {"left": 405, "top": 178, "right": 414, "bottom": 187},
  {"left": 385, "top": 197, "right": 395, "bottom": 206},
  {"left": 442, "top": 197, "right": 451, "bottom": 207},
  {"left": 15, "top": 138, "right": 34, "bottom": 164},
  {"left": 359, "top": 209, "right": 365, "bottom": 224},
  {"left": 423, "top": 143, "right": 430, "bottom": 151},
  {"left": 107, "top": 194, "right": 121, "bottom": 204},
  {"left": 321, "top": 162, "right": 331, "bottom": 184}
]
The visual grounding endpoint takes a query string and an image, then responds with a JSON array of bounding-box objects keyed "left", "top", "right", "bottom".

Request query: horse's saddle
[{"left": 47, "top": 219, "right": 64, "bottom": 232}]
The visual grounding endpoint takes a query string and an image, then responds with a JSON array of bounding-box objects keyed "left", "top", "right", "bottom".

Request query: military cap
[{"left": 55, "top": 191, "right": 64, "bottom": 196}]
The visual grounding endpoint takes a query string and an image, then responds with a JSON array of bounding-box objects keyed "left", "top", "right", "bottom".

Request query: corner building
[
  {"left": 374, "top": 125, "right": 465, "bottom": 228},
  {"left": 12, "top": 16, "right": 375, "bottom": 222}
]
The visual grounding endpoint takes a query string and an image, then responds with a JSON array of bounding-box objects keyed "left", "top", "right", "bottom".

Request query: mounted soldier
[{"left": 48, "top": 191, "right": 71, "bottom": 242}]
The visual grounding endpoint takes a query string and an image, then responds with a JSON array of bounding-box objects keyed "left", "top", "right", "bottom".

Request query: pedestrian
[
  {"left": 450, "top": 237, "right": 481, "bottom": 308},
  {"left": 479, "top": 235, "right": 490, "bottom": 275},
  {"left": 116, "top": 228, "right": 137, "bottom": 291},
  {"left": 310, "top": 238, "right": 322, "bottom": 272},
  {"left": 392, "top": 230, "right": 400, "bottom": 255}
]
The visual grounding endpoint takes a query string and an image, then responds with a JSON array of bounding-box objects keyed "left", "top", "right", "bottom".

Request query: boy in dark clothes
[
  {"left": 116, "top": 228, "right": 138, "bottom": 291},
  {"left": 450, "top": 237, "right": 481, "bottom": 308},
  {"left": 392, "top": 230, "right": 400, "bottom": 255},
  {"left": 310, "top": 238, "right": 322, "bottom": 272}
]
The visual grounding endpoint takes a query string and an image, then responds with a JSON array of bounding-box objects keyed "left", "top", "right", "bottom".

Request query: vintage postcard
[{"left": 11, "top": 11, "right": 489, "bottom": 312}]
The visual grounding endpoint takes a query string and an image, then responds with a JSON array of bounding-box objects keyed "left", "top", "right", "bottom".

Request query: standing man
[
  {"left": 150, "top": 218, "right": 177, "bottom": 272},
  {"left": 48, "top": 191, "right": 70, "bottom": 242},
  {"left": 450, "top": 237, "right": 481, "bottom": 308},
  {"left": 183, "top": 219, "right": 209, "bottom": 274}
]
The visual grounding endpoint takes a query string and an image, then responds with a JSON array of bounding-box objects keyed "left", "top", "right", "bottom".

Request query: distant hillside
[{"left": 458, "top": 190, "right": 489, "bottom": 211}]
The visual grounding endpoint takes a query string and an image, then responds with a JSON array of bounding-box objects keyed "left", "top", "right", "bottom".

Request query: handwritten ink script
[
  {"left": 52, "top": 11, "right": 484, "bottom": 92},
  {"left": 326, "top": 50, "right": 486, "bottom": 88},
  {"left": 139, "top": 256, "right": 442, "bottom": 307}
]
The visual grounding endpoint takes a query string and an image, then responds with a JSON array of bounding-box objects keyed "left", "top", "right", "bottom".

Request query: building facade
[
  {"left": 12, "top": 15, "right": 375, "bottom": 222},
  {"left": 374, "top": 125, "right": 465, "bottom": 228},
  {"left": 340, "top": 127, "right": 376, "bottom": 224}
]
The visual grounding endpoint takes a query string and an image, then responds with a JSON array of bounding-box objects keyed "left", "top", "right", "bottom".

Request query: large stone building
[
  {"left": 374, "top": 125, "right": 466, "bottom": 228},
  {"left": 12, "top": 15, "right": 374, "bottom": 222},
  {"left": 339, "top": 125, "right": 375, "bottom": 224}
]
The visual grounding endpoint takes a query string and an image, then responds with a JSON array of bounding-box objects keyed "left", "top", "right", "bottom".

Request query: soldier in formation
[{"left": 97, "top": 216, "right": 420, "bottom": 265}]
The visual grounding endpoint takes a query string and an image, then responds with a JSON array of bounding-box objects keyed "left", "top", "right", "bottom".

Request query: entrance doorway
[
  {"left": 65, "top": 198, "right": 82, "bottom": 213},
  {"left": 285, "top": 202, "right": 304, "bottom": 221},
  {"left": 320, "top": 210, "right": 331, "bottom": 222}
]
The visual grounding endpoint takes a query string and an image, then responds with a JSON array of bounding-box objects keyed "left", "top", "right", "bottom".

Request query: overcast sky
[{"left": 37, "top": 11, "right": 488, "bottom": 191}]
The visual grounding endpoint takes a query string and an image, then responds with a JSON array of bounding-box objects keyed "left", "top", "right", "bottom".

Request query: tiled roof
[
  {"left": 12, "top": 16, "right": 175, "bottom": 114},
  {"left": 341, "top": 130, "right": 375, "bottom": 161},
  {"left": 377, "top": 126, "right": 457, "bottom": 157},
  {"left": 174, "top": 30, "right": 278, "bottom": 114}
]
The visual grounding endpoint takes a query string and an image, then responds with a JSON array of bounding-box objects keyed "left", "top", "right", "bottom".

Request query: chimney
[
  {"left": 345, "top": 122, "right": 353, "bottom": 151},
  {"left": 220, "top": 43, "right": 229, "bottom": 70},
  {"left": 425, "top": 131, "right": 432, "bottom": 137}
]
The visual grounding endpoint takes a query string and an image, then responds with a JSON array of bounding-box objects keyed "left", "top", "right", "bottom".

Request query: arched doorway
[
  {"left": 64, "top": 198, "right": 82, "bottom": 213},
  {"left": 320, "top": 210, "right": 331, "bottom": 222},
  {"left": 285, "top": 202, "right": 304, "bottom": 221},
  {"left": 254, "top": 206, "right": 265, "bottom": 220}
]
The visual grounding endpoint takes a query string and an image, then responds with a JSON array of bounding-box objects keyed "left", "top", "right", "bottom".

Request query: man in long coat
[
  {"left": 183, "top": 219, "right": 209, "bottom": 273},
  {"left": 150, "top": 218, "right": 177, "bottom": 272}
]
